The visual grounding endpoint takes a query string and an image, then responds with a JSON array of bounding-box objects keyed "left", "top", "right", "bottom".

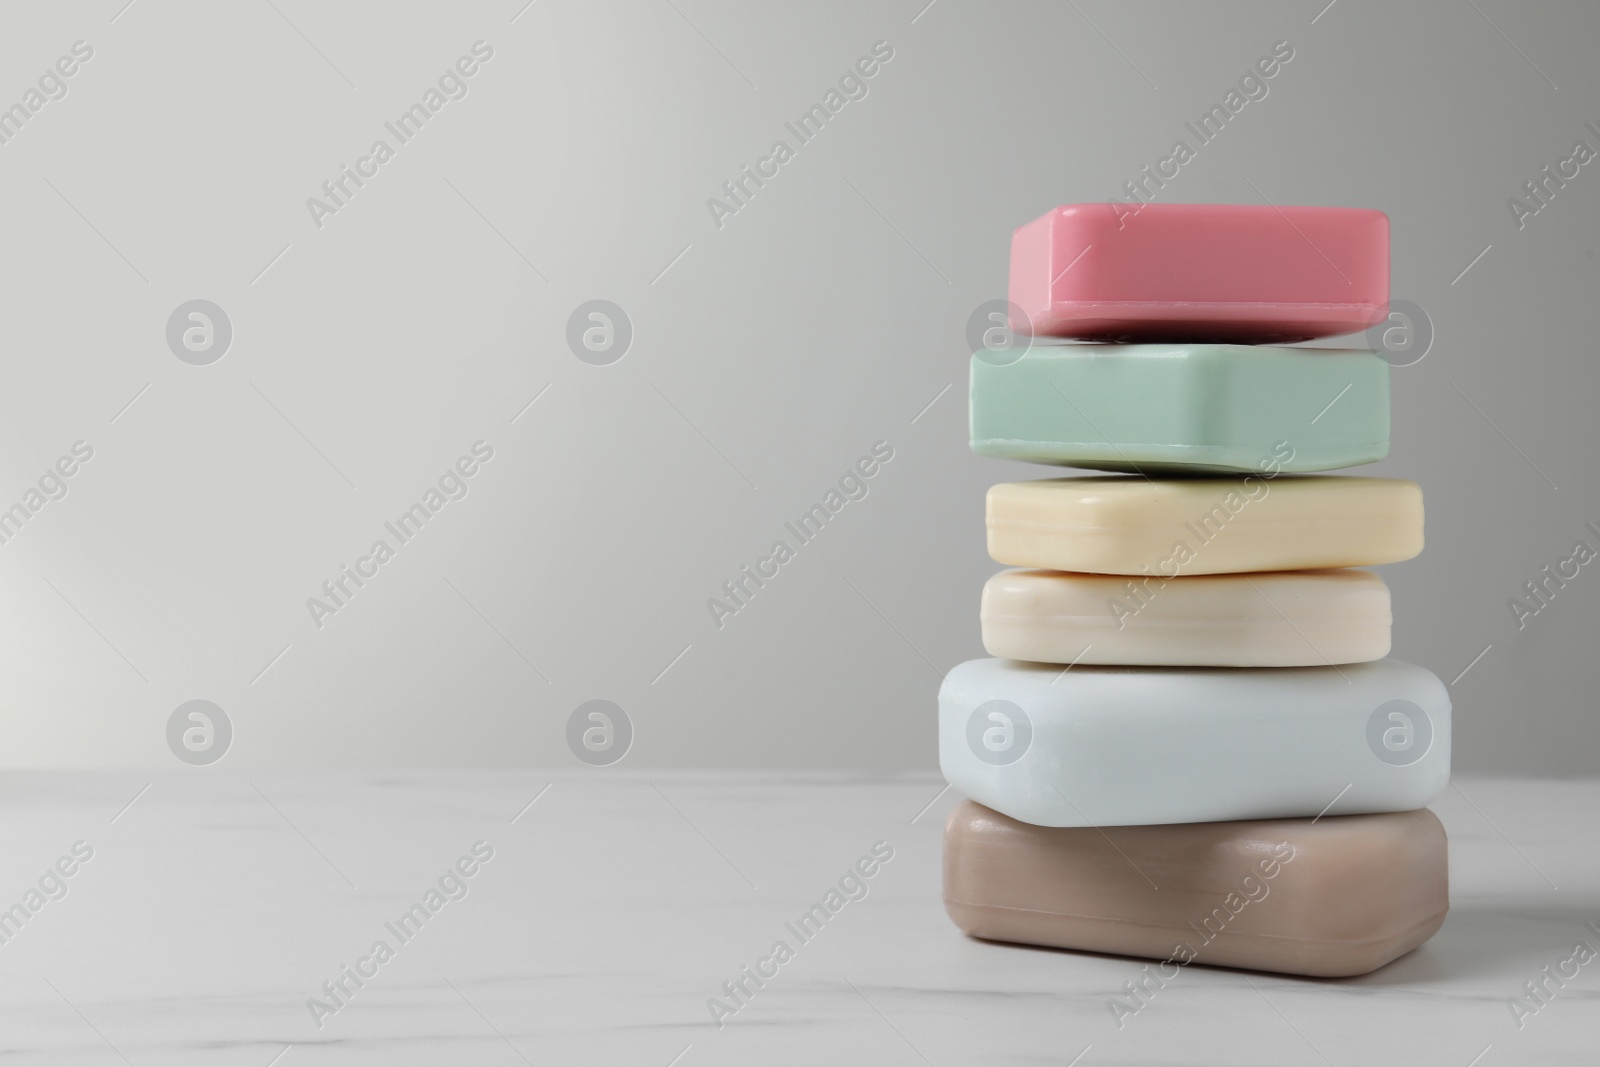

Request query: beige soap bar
[
  {"left": 981, "top": 567, "right": 1391, "bottom": 666},
  {"left": 944, "top": 800, "right": 1448, "bottom": 978},
  {"left": 987, "top": 476, "right": 1423, "bottom": 575}
]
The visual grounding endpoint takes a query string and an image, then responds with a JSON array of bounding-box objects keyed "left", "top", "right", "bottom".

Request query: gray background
[{"left": 1, "top": 0, "right": 1594, "bottom": 772}]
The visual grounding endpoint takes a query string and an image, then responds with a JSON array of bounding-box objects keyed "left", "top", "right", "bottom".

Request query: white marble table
[{"left": 1, "top": 772, "right": 1595, "bottom": 1065}]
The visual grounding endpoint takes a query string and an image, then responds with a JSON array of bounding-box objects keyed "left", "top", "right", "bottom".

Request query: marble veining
[{"left": 0, "top": 772, "right": 1595, "bottom": 1065}]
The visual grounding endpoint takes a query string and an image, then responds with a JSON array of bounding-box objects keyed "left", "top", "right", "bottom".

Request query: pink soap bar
[{"left": 1009, "top": 203, "right": 1389, "bottom": 342}]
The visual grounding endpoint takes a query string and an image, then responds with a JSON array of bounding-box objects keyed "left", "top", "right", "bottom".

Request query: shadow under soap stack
[{"left": 939, "top": 203, "right": 1452, "bottom": 977}]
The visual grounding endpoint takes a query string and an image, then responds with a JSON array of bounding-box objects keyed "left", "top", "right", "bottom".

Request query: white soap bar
[
  {"left": 981, "top": 568, "right": 1391, "bottom": 666},
  {"left": 939, "top": 657, "right": 1450, "bottom": 827}
]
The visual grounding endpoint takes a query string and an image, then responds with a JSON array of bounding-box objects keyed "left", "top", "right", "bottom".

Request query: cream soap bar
[
  {"left": 944, "top": 801, "right": 1448, "bottom": 977},
  {"left": 970, "top": 344, "right": 1390, "bottom": 474},
  {"left": 981, "top": 568, "right": 1390, "bottom": 666},
  {"left": 987, "top": 475, "right": 1423, "bottom": 575},
  {"left": 938, "top": 657, "right": 1450, "bottom": 827}
]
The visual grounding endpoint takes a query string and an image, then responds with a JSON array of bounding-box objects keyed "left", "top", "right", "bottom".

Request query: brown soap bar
[{"left": 944, "top": 800, "right": 1448, "bottom": 977}]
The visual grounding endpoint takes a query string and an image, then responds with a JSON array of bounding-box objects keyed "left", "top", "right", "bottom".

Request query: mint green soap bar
[{"left": 970, "top": 344, "right": 1389, "bottom": 474}]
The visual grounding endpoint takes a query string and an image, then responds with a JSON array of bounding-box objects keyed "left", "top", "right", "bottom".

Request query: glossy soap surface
[
  {"left": 938, "top": 656, "right": 1450, "bottom": 827},
  {"left": 981, "top": 567, "right": 1391, "bottom": 666},
  {"left": 986, "top": 475, "right": 1424, "bottom": 575},
  {"left": 969, "top": 344, "right": 1389, "bottom": 473},
  {"left": 1009, "top": 203, "right": 1390, "bottom": 342},
  {"left": 943, "top": 800, "right": 1449, "bottom": 977}
]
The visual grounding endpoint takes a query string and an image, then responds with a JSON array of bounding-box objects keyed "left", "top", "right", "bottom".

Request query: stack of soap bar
[{"left": 939, "top": 203, "right": 1451, "bottom": 978}]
